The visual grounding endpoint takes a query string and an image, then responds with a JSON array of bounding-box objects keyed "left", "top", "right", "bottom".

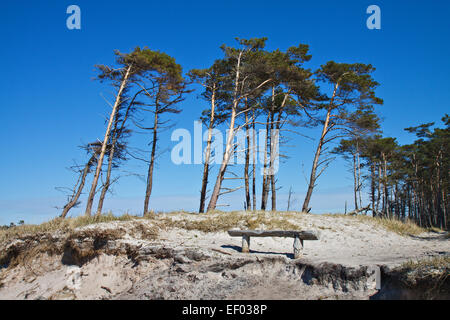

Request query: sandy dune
[{"left": 0, "top": 212, "right": 448, "bottom": 299}]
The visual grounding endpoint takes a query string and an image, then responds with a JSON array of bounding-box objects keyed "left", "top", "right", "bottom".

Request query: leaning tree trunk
[
  {"left": 206, "top": 52, "right": 243, "bottom": 212},
  {"left": 85, "top": 65, "right": 132, "bottom": 216},
  {"left": 61, "top": 155, "right": 96, "bottom": 218},
  {"left": 302, "top": 81, "right": 338, "bottom": 213},
  {"left": 95, "top": 90, "right": 137, "bottom": 216},
  {"left": 143, "top": 109, "right": 159, "bottom": 215},
  {"left": 96, "top": 112, "right": 120, "bottom": 216},
  {"left": 206, "top": 52, "right": 270, "bottom": 212},
  {"left": 302, "top": 108, "right": 332, "bottom": 213},
  {"left": 199, "top": 85, "right": 216, "bottom": 213},
  {"left": 95, "top": 136, "right": 115, "bottom": 216},
  {"left": 206, "top": 105, "right": 237, "bottom": 211}
]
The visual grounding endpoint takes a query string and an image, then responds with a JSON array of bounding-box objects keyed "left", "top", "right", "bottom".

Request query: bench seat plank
[{"left": 227, "top": 229, "right": 319, "bottom": 240}]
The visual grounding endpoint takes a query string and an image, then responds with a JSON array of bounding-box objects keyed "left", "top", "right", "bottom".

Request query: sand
[{"left": 0, "top": 212, "right": 448, "bottom": 299}]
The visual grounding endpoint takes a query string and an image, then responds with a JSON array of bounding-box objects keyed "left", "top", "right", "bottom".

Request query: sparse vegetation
[
  {"left": 0, "top": 216, "right": 160, "bottom": 270},
  {"left": 0, "top": 210, "right": 448, "bottom": 300},
  {"left": 130, "top": 221, "right": 159, "bottom": 240},
  {"left": 156, "top": 211, "right": 303, "bottom": 233},
  {"left": 357, "top": 216, "right": 427, "bottom": 236},
  {"left": 324, "top": 213, "right": 429, "bottom": 236},
  {"left": 394, "top": 256, "right": 450, "bottom": 299},
  {"left": 2, "top": 210, "right": 437, "bottom": 245},
  {"left": 0, "top": 213, "right": 148, "bottom": 244},
  {"left": 402, "top": 256, "right": 450, "bottom": 274}
]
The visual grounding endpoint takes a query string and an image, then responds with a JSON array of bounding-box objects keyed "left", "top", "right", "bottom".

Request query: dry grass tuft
[
  {"left": 369, "top": 217, "right": 427, "bottom": 236},
  {"left": 0, "top": 213, "right": 163, "bottom": 269},
  {"left": 0, "top": 213, "right": 141, "bottom": 244},
  {"left": 0, "top": 210, "right": 306, "bottom": 244},
  {"left": 130, "top": 222, "right": 159, "bottom": 240},
  {"left": 397, "top": 256, "right": 450, "bottom": 299},
  {"left": 401, "top": 256, "right": 450, "bottom": 273},
  {"left": 0, "top": 226, "right": 131, "bottom": 269},
  {"left": 157, "top": 211, "right": 302, "bottom": 233},
  {"left": 324, "top": 213, "right": 427, "bottom": 236}
]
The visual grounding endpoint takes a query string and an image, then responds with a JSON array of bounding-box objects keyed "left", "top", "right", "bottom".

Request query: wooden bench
[{"left": 227, "top": 230, "right": 320, "bottom": 259}]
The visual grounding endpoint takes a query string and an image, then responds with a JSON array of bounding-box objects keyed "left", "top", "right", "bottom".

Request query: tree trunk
[
  {"left": 377, "top": 162, "right": 382, "bottom": 214},
  {"left": 251, "top": 109, "right": 257, "bottom": 211},
  {"left": 271, "top": 175, "right": 276, "bottom": 211},
  {"left": 206, "top": 106, "right": 237, "bottom": 211},
  {"left": 199, "top": 85, "right": 216, "bottom": 213},
  {"left": 95, "top": 140, "right": 115, "bottom": 216},
  {"left": 244, "top": 109, "right": 251, "bottom": 210},
  {"left": 442, "top": 187, "right": 447, "bottom": 229},
  {"left": 95, "top": 111, "right": 120, "bottom": 216},
  {"left": 206, "top": 52, "right": 271, "bottom": 212},
  {"left": 382, "top": 153, "right": 389, "bottom": 217},
  {"left": 370, "top": 163, "right": 376, "bottom": 217},
  {"left": 61, "top": 155, "right": 96, "bottom": 218},
  {"left": 260, "top": 112, "right": 271, "bottom": 210},
  {"left": 301, "top": 82, "right": 338, "bottom": 213},
  {"left": 302, "top": 108, "right": 332, "bottom": 212},
  {"left": 287, "top": 186, "right": 293, "bottom": 211},
  {"left": 270, "top": 111, "right": 281, "bottom": 211},
  {"left": 347, "top": 205, "right": 371, "bottom": 216},
  {"left": 353, "top": 153, "right": 358, "bottom": 211},
  {"left": 206, "top": 53, "right": 243, "bottom": 212},
  {"left": 85, "top": 65, "right": 132, "bottom": 216},
  {"left": 95, "top": 89, "right": 137, "bottom": 216},
  {"left": 356, "top": 144, "right": 362, "bottom": 209},
  {"left": 143, "top": 109, "right": 158, "bottom": 215},
  {"left": 262, "top": 87, "right": 277, "bottom": 211}
]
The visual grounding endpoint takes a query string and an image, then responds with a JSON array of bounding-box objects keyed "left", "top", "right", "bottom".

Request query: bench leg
[
  {"left": 242, "top": 235, "right": 250, "bottom": 253},
  {"left": 293, "top": 236, "right": 303, "bottom": 259}
]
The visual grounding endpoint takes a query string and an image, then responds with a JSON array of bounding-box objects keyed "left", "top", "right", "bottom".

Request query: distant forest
[{"left": 58, "top": 38, "right": 448, "bottom": 230}]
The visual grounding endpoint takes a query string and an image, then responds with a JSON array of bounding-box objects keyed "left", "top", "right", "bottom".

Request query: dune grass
[
  {"left": 399, "top": 256, "right": 450, "bottom": 299},
  {"left": 0, "top": 212, "right": 142, "bottom": 244},
  {"left": 156, "top": 210, "right": 303, "bottom": 233},
  {"left": 1, "top": 209, "right": 439, "bottom": 244},
  {"left": 402, "top": 256, "right": 450, "bottom": 272},
  {"left": 323, "top": 213, "right": 430, "bottom": 236},
  {"left": 360, "top": 216, "right": 427, "bottom": 235}
]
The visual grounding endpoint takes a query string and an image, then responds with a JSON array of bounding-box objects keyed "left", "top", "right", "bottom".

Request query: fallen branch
[
  {"left": 101, "top": 286, "right": 112, "bottom": 294},
  {"left": 211, "top": 248, "right": 232, "bottom": 256},
  {"left": 347, "top": 205, "right": 371, "bottom": 216}
]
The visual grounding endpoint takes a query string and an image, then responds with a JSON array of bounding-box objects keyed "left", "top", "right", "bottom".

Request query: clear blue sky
[{"left": 0, "top": 0, "right": 449, "bottom": 224}]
